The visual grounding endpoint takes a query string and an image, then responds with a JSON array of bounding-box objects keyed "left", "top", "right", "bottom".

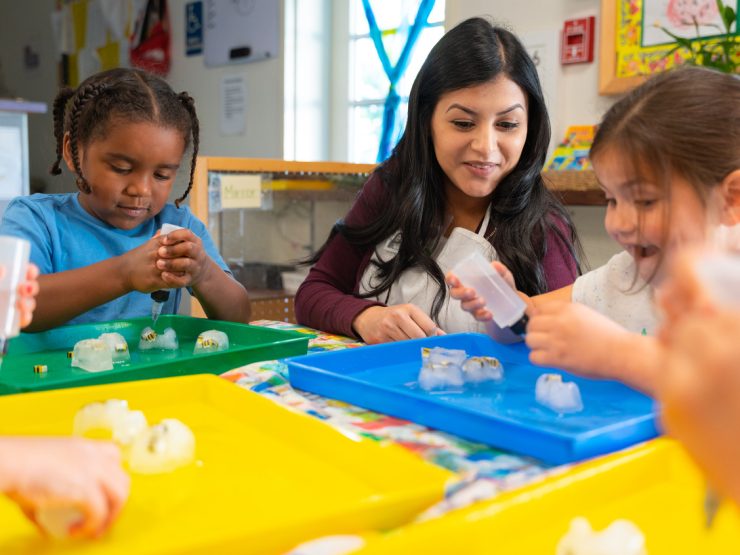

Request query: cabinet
[{"left": 189, "top": 158, "right": 375, "bottom": 320}]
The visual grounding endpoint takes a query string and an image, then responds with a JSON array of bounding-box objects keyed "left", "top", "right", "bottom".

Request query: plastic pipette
[
  {"left": 151, "top": 224, "right": 183, "bottom": 325},
  {"left": 451, "top": 252, "right": 529, "bottom": 335}
]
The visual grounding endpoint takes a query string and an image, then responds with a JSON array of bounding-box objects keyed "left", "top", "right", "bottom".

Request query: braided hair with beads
[{"left": 48, "top": 68, "right": 200, "bottom": 207}]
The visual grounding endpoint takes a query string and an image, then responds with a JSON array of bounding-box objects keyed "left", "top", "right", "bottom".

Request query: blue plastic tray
[{"left": 287, "top": 333, "right": 659, "bottom": 465}]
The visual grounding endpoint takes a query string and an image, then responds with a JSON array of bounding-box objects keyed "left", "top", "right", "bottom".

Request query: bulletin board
[{"left": 599, "top": 0, "right": 740, "bottom": 94}]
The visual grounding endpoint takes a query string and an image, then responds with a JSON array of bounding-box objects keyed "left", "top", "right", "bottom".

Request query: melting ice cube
[
  {"left": 138, "top": 327, "right": 179, "bottom": 351},
  {"left": 535, "top": 373, "right": 583, "bottom": 414},
  {"left": 98, "top": 332, "right": 131, "bottom": 364},
  {"left": 462, "top": 356, "right": 504, "bottom": 384},
  {"left": 128, "top": 418, "right": 196, "bottom": 474},
  {"left": 556, "top": 517, "right": 646, "bottom": 555},
  {"left": 193, "top": 330, "right": 230, "bottom": 354},
  {"left": 71, "top": 339, "right": 114, "bottom": 373},
  {"left": 418, "top": 347, "right": 466, "bottom": 391}
]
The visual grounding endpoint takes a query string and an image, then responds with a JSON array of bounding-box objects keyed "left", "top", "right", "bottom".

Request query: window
[
  {"left": 347, "top": 0, "right": 445, "bottom": 163},
  {"left": 285, "top": 1, "right": 445, "bottom": 163}
]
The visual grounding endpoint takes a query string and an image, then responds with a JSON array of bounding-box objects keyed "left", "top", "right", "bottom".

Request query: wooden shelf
[
  {"left": 543, "top": 170, "right": 605, "bottom": 206},
  {"left": 266, "top": 170, "right": 605, "bottom": 206}
]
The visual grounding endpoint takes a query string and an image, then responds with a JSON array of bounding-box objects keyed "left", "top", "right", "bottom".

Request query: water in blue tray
[{"left": 287, "top": 333, "right": 659, "bottom": 465}]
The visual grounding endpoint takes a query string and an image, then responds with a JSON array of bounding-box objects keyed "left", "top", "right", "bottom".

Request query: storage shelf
[{"left": 543, "top": 170, "right": 604, "bottom": 206}]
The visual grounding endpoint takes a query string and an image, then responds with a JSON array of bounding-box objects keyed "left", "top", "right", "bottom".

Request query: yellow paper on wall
[
  {"left": 70, "top": 0, "right": 88, "bottom": 51},
  {"left": 220, "top": 174, "right": 262, "bottom": 209}
]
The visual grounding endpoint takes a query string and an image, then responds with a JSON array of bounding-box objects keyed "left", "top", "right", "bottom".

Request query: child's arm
[
  {"left": 659, "top": 309, "right": 740, "bottom": 504},
  {"left": 525, "top": 301, "right": 661, "bottom": 395},
  {"left": 27, "top": 237, "right": 167, "bottom": 332},
  {"left": 155, "top": 229, "right": 250, "bottom": 323}
]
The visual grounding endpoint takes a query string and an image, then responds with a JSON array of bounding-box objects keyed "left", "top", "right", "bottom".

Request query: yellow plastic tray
[
  {"left": 354, "top": 439, "right": 740, "bottom": 554},
  {"left": 0, "top": 375, "right": 453, "bottom": 554}
]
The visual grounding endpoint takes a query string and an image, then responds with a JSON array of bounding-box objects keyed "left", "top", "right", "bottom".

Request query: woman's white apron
[{"left": 359, "top": 209, "right": 497, "bottom": 333}]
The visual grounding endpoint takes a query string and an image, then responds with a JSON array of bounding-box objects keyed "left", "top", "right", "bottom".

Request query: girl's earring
[{"left": 76, "top": 176, "right": 91, "bottom": 194}]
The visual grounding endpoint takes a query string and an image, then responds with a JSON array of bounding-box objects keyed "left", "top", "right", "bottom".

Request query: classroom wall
[
  {"left": 0, "top": 0, "right": 60, "bottom": 194},
  {"left": 0, "top": 1, "right": 286, "bottom": 196},
  {"left": 167, "top": 3, "right": 285, "bottom": 161},
  {"left": 0, "top": 0, "right": 619, "bottom": 269}
]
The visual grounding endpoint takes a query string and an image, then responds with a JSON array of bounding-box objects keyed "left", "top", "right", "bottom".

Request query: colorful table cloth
[{"left": 220, "top": 320, "right": 571, "bottom": 518}]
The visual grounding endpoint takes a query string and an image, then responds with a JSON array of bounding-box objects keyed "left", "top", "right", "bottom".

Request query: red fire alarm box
[{"left": 561, "top": 16, "right": 595, "bottom": 64}]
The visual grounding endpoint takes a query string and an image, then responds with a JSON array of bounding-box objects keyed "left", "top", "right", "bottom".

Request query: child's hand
[
  {"left": 0, "top": 263, "right": 39, "bottom": 329},
  {"left": 16, "top": 264, "right": 39, "bottom": 329},
  {"left": 446, "top": 261, "right": 517, "bottom": 322},
  {"left": 525, "top": 301, "right": 632, "bottom": 378},
  {"left": 0, "top": 437, "right": 130, "bottom": 538},
  {"left": 120, "top": 236, "right": 171, "bottom": 293},
  {"left": 658, "top": 310, "right": 740, "bottom": 504},
  {"left": 352, "top": 304, "right": 445, "bottom": 344},
  {"left": 155, "top": 229, "right": 213, "bottom": 288}
]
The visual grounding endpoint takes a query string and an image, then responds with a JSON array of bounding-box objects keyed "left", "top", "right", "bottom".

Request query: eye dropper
[
  {"left": 451, "top": 252, "right": 529, "bottom": 335},
  {"left": 151, "top": 224, "right": 183, "bottom": 326},
  {"left": 0, "top": 236, "right": 31, "bottom": 368}
]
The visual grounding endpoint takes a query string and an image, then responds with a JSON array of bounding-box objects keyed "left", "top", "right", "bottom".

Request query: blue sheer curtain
[{"left": 362, "top": 0, "right": 436, "bottom": 162}]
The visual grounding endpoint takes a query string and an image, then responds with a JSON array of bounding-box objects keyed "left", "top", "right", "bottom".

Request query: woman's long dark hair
[{"left": 312, "top": 17, "right": 581, "bottom": 320}]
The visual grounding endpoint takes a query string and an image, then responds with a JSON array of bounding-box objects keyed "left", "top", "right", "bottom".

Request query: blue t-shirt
[{"left": 0, "top": 193, "right": 230, "bottom": 326}]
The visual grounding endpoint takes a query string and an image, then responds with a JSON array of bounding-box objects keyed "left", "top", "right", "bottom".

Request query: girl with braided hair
[{"left": 0, "top": 68, "right": 250, "bottom": 330}]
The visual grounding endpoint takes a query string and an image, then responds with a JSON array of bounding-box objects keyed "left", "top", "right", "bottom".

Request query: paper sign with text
[{"left": 219, "top": 174, "right": 262, "bottom": 209}]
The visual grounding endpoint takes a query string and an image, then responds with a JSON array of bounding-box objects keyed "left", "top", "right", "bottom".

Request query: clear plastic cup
[
  {"left": 451, "top": 252, "right": 528, "bottom": 332},
  {"left": 0, "top": 236, "right": 31, "bottom": 343}
]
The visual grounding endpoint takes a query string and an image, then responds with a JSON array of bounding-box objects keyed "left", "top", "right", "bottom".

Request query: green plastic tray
[{"left": 0, "top": 315, "right": 310, "bottom": 395}]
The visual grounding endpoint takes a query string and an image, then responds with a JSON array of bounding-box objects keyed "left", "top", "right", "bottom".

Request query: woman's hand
[
  {"left": 0, "top": 437, "right": 130, "bottom": 538},
  {"left": 352, "top": 304, "right": 445, "bottom": 344}
]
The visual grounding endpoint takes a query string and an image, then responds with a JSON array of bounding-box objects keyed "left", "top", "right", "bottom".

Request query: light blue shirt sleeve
[
  {"left": 0, "top": 197, "right": 236, "bottom": 326},
  {"left": 0, "top": 197, "right": 55, "bottom": 274}
]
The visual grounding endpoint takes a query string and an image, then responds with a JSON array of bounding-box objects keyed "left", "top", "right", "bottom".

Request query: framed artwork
[{"left": 599, "top": 0, "right": 739, "bottom": 95}]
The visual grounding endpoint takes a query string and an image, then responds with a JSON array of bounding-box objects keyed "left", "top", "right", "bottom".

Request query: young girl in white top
[{"left": 448, "top": 66, "right": 740, "bottom": 395}]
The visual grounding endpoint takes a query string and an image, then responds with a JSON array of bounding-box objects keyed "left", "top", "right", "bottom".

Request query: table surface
[{"left": 221, "top": 320, "right": 573, "bottom": 520}]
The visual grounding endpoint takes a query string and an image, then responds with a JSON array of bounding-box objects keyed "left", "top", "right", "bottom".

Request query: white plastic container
[
  {"left": 452, "top": 252, "right": 528, "bottom": 334},
  {"left": 151, "top": 224, "right": 185, "bottom": 323},
  {"left": 0, "top": 236, "right": 30, "bottom": 347}
]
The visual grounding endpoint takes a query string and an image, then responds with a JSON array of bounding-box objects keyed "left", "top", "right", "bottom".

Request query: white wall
[
  {"left": 0, "top": 0, "right": 286, "bottom": 196},
  {"left": 447, "top": 0, "right": 613, "bottom": 147},
  {"left": 0, "top": 0, "right": 60, "bottom": 193},
  {"left": 167, "top": 1, "right": 284, "bottom": 160},
  {"left": 0, "top": 0, "right": 619, "bottom": 269}
]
